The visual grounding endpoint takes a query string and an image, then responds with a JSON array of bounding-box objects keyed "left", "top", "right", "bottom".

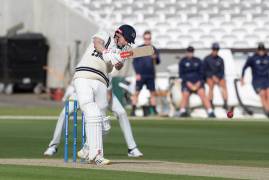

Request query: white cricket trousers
[{"left": 74, "top": 78, "right": 108, "bottom": 160}]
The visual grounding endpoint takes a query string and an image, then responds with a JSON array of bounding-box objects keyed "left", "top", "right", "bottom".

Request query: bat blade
[{"left": 120, "top": 46, "right": 154, "bottom": 59}]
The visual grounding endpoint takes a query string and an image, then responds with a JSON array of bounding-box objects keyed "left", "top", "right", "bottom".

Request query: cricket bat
[{"left": 120, "top": 46, "right": 154, "bottom": 59}]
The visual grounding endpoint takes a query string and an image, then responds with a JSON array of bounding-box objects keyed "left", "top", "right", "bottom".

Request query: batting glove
[{"left": 102, "top": 49, "right": 124, "bottom": 65}]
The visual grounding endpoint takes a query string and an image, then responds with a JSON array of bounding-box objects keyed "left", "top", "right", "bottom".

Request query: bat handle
[{"left": 120, "top": 51, "right": 133, "bottom": 58}]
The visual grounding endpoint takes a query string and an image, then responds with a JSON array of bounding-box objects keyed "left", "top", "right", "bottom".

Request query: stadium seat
[
  {"left": 199, "top": 22, "right": 214, "bottom": 34},
  {"left": 112, "top": 0, "right": 132, "bottom": 3},
  {"left": 176, "top": 5, "right": 196, "bottom": 15},
  {"left": 132, "top": 5, "right": 151, "bottom": 14},
  {"left": 217, "top": 41, "right": 228, "bottom": 48},
  {"left": 166, "top": 40, "right": 182, "bottom": 49},
  {"left": 144, "top": 13, "right": 163, "bottom": 21},
  {"left": 155, "top": 0, "right": 176, "bottom": 4},
  {"left": 199, "top": 35, "right": 215, "bottom": 47},
  {"left": 198, "top": 5, "right": 218, "bottom": 15},
  {"left": 231, "top": 14, "right": 248, "bottom": 24},
  {"left": 231, "top": 28, "right": 248, "bottom": 40},
  {"left": 219, "top": 6, "right": 239, "bottom": 14},
  {"left": 241, "top": 6, "right": 262, "bottom": 15},
  {"left": 67, "top": 0, "right": 269, "bottom": 48},
  {"left": 133, "top": 22, "right": 149, "bottom": 35},
  {"left": 253, "top": 28, "right": 269, "bottom": 39},
  {"left": 157, "top": 35, "right": 172, "bottom": 47},
  {"left": 166, "top": 28, "right": 182, "bottom": 38},
  {"left": 155, "top": 22, "right": 172, "bottom": 34},
  {"left": 233, "top": 41, "right": 249, "bottom": 48},
  {"left": 188, "top": 28, "right": 205, "bottom": 41},
  {"left": 210, "top": 28, "right": 227, "bottom": 40},
  {"left": 241, "top": 0, "right": 261, "bottom": 6},
  {"left": 189, "top": 40, "right": 205, "bottom": 48},
  {"left": 210, "top": 14, "right": 227, "bottom": 26},
  {"left": 166, "top": 14, "right": 184, "bottom": 22},
  {"left": 220, "top": 21, "right": 236, "bottom": 34},
  {"left": 155, "top": 4, "right": 176, "bottom": 14},
  {"left": 144, "top": 14, "right": 163, "bottom": 27},
  {"left": 244, "top": 34, "right": 260, "bottom": 47},
  {"left": 263, "top": 0, "right": 269, "bottom": 7},
  {"left": 263, "top": 9, "right": 269, "bottom": 17},
  {"left": 219, "top": 0, "right": 239, "bottom": 4},
  {"left": 198, "top": 0, "right": 217, "bottom": 4},
  {"left": 242, "top": 21, "right": 258, "bottom": 34},
  {"left": 264, "top": 21, "right": 269, "bottom": 27},
  {"left": 188, "top": 14, "right": 207, "bottom": 26},
  {"left": 252, "top": 14, "right": 269, "bottom": 26},
  {"left": 176, "top": 22, "right": 191, "bottom": 34},
  {"left": 150, "top": 28, "right": 161, "bottom": 35},
  {"left": 178, "top": 35, "right": 193, "bottom": 47},
  {"left": 222, "top": 35, "right": 237, "bottom": 47}
]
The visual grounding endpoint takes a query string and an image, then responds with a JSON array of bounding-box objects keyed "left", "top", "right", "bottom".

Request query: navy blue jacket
[
  {"left": 179, "top": 56, "right": 204, "bottom": 84},
  {"left": 203, "top": 54, "right": 225, "bottom": 78},
  {"left": 132, "top": 44, "right": 160, "bottom": 78},
  {"left": 242, "top": 53, "right": 269, "bottom": 81}
]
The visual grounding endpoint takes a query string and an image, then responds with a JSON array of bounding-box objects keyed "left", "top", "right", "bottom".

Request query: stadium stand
[{"left": 64, "top": 0, "right": 269, "bottom": 49}]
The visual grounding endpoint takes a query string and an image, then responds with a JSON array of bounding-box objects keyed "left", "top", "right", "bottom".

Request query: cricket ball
[{"left": 227, "top": 111, "right": 233, "bottom": 118}]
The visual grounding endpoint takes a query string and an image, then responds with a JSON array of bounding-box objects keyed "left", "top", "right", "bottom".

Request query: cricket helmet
[{"left": 116, "top": 24, "right": 136, "bottom": 44}]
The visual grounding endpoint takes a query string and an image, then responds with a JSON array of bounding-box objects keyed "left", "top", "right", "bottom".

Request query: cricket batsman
[
  {"left": 43, "top": 82, "right": 143, "bottom": 159},
  {"left": 43, "top": 25, "right": 136, "bottom": 165}
]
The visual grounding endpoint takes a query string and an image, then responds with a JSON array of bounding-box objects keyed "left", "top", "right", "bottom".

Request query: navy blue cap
[
  {"left": 117, "top": 24, "right": 136, "bottom": 44},
  {"left": 212, "top": 42, "right": 220, "bottom": 50},
  {"left": 186, "top": 46, "right": 194, "bottom": 52},
  {"left": 257, "top": 42, "right": 266, "bottom": 50}
]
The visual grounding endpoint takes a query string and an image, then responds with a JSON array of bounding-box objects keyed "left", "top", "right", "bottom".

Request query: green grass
[
  {"left": 0, "top": 107, "right": 62, "bottom": 116},
  {"left": 0, "top": 165, "right": 233, "bottom": 180},
  {"left": 0, "top": 104, "right": 268, "bottom": 179},
  {"left": 0, "top": 106, "right": 117, "bottom": 116},
  {"left": 0, "top": 119, "right": 269, "bottom": 168}
]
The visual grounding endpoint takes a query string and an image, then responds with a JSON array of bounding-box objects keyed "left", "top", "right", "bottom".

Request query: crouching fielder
[
  {"left": 44, "top": 83, "right": 143, "bottom": 158},
  {"left": 44, "top": 24, "right": 137, "bottom": 165}
]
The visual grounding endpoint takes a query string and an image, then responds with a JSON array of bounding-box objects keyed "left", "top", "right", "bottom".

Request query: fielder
[
  {"left": 49, "top": 24, "right": 135, "bottom": 165},
  {"left": 44, "top": 83, "right": 143, "bottom": 158},
  {"left": 241, "top": 43, "right": 269, "bottom": 117}
]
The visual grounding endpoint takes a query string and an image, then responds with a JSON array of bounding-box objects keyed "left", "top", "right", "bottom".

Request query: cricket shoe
[
  {"left": 43, "top": 146, "right": 57, "bottom": 156},
  {"left": 94, "top": 156, "right": 111, "bottom": 165},
  {"left": 85, "top": 155, "right": 111, "bottom": 165},
  {"left": 128, "top": 147, "right": 143, "bottom": 158},
  {"left": 179, "top": 111, "right": 190, "bottom": 118},
  {"left": 77, "top": 147, "right": 89, "bottom": 160},
  {"left": 208, "top": 112, "right": 216, "bottom": 118}
]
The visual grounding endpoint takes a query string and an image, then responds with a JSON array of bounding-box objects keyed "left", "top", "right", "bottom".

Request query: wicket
[{"left": 64, "top": 100, "right": 85, "bottom": 163}]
